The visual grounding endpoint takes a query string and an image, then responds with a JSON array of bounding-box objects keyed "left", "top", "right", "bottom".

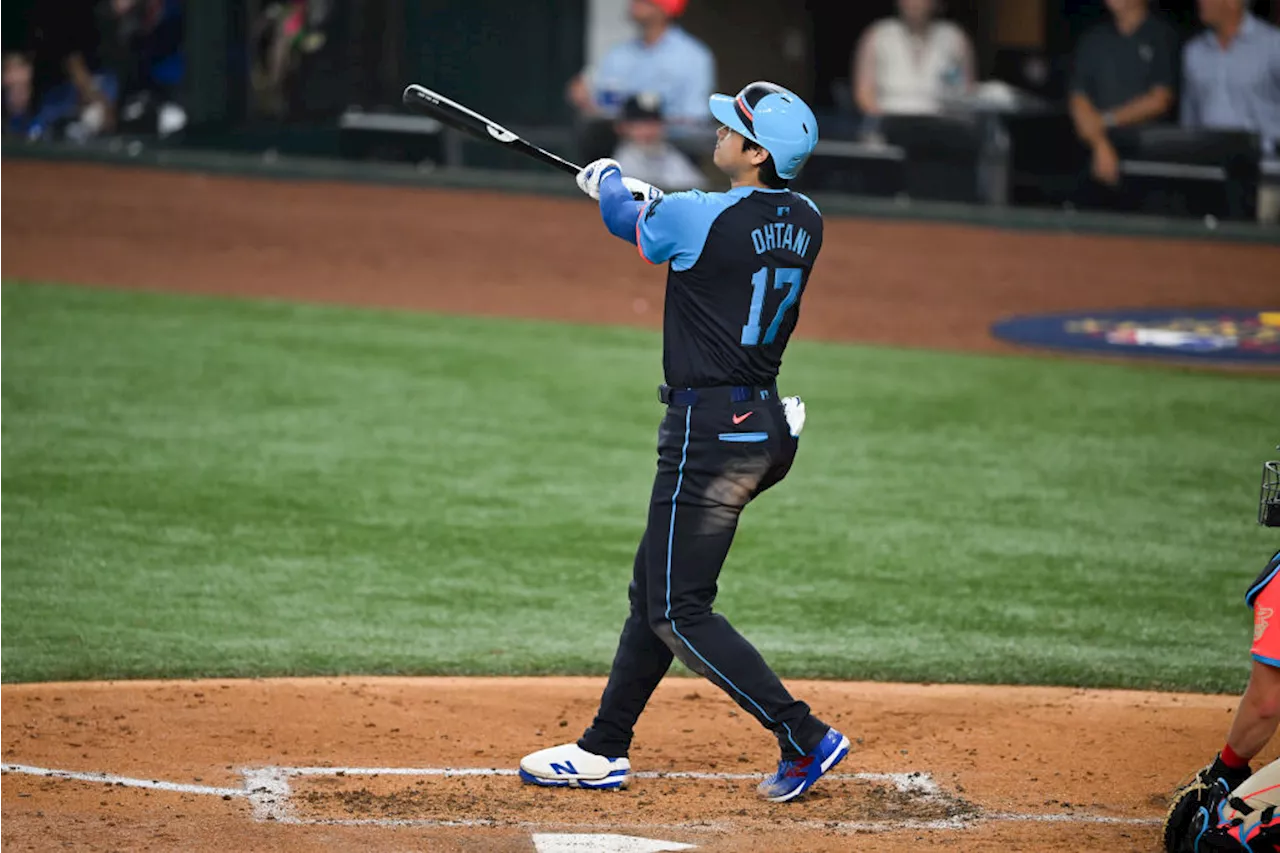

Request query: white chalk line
[
  {"left": 0, "top": 763, "right": 245, "bottom": 798},
  {"left": 2, "top": 762, "right": 1161, "bottom": 831},
  {"left": 988, "top": 812, "right": 1162, "bottom": 825}
]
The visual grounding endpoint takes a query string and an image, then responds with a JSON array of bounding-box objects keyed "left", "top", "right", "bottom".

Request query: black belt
[{"left": 658, "top": 383, "right": 778, "bottom": 406}]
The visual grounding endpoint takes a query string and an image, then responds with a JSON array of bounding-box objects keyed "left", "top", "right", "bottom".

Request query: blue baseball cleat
[
  {"left": 518, "top": 742, "right": 632, "bottom": 790},
  {"left": 757, "top": 727, "right": 851, "bottom": 802}
]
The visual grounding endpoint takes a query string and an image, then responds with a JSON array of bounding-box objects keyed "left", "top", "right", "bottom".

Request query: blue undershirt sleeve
[{"left": 598, "top": 170, "right": 643, "bottom": 245}]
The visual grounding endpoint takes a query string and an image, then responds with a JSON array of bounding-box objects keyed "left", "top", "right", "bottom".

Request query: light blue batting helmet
[{"left": 708, "top": 81, "right": 818, "bottom": 180}]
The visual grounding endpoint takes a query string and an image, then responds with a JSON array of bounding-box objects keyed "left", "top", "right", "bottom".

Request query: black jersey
[{"left": 636, "top": 186, "right": 824, "bottom": 388}]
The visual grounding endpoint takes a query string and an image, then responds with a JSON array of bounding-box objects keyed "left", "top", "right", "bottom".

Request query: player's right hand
[{"left": 576, "top": 158, "right": 621, "bottom": 200}]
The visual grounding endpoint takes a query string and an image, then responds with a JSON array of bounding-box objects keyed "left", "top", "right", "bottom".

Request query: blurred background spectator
[
  {"left": 1068, "top": 0, "right": 1178, "bottom": 203},
  {"left": 612, "top": 91, "right": 708, "bottom": 189},
  {"left": 1181, "top": 0, "right": 1280, "bottom": 156},
  {"left": 844, "top": 0, "right": 985, "bottom": 204},
  {"left": 568, "top": 0, "right": 715, "bottom": 162},
  {"left": 3, "top": 52, "right": 36, "bottom": 134},
  {"left": 5, "top": 0, "right": 117, "bottom": 141},
  {"left": 251, "top": 0, "right": 334, "bottom": 119},
  {"left": 3, "top": 0, "right": 186, "bottom": 141},
  {"left": 852, "top": 0, "right": 977, "bottom": 127},
  {"left": 97, "top": 0, "right": 187, "bottom": 138}
]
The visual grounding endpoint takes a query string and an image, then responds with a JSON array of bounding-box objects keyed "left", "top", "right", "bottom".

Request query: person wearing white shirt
[
  {"left": 1181, "top": 0, "right": 1280, "bottom": 156},
  {"left": 852, "top": 0, "right": 975, "bottom": 118}
]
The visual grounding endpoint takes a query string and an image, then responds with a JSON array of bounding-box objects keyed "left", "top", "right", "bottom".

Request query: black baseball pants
[{"left": 578, "top": 384, "right": 830, "bottom": 761}]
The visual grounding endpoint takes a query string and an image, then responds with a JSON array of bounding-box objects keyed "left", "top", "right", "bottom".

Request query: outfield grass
[{"left": 3, "top": 282, "right": 1276, "bottom": 690}]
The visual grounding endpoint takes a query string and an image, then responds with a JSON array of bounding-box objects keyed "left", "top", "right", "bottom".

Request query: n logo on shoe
[{"left": 549, "top": 761, "right": 579, "bottom": 775}]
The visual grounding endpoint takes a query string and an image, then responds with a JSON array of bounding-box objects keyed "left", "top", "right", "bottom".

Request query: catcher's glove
[{"left": 1165, "top": 756, "right": 1254, "bottom": 853}]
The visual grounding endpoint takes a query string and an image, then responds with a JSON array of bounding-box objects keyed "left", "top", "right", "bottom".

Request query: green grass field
[{"left": 3, "top": 281, "right": 1277, "bottom": 691}]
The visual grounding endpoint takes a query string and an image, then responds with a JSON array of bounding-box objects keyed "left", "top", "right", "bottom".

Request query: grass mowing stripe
[{"left": 3, "top": 281, "right": 1276, "bottom": 690}]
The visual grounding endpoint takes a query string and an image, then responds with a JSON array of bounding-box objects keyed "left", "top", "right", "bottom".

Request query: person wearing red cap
[
  {"left": 640, "top": 0, "right": 687, "bottom": 15},
  {"left": 567, "top": 0, "right": 714, "bottom": 162}
]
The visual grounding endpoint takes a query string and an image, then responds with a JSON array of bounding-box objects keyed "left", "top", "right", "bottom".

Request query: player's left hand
[{"left": 576, "top": 158, "right": 621, "bottom": 200}]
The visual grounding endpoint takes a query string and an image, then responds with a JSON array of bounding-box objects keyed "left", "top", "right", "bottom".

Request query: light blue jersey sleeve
[{"left": 636, "top": 190, "right": 735, "bottom": 271}]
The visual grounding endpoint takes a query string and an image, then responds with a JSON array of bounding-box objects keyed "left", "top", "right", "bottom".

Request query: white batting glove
[
  {"left": 622, "top": 177, "right": 664, "bottom": 203},
  {"left": 576, "top": 157, "right": 621, "bottom": 200},
  {"left": 781, "top": 396, "right": 806, "bottom": 438}
]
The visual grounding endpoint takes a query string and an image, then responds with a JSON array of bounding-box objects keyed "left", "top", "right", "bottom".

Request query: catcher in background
[{"left": 1165, "top": 454, "right": 1280, "bottom": 852}]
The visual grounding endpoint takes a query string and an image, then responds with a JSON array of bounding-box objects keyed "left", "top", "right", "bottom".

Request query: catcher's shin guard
[{"left": 1192, "top": 803, "right": 1279, "bottom": 852}]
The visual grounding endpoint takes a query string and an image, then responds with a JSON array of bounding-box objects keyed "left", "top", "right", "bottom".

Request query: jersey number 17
[{"left": 741, "top": 266, "right": 803, "bottom": 347}]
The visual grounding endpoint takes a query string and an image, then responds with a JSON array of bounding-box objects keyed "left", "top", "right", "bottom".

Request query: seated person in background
[
  {"left": 3, "top": 53, "right": 35, "bottom": 135},
  {"left": 251, "top": 0, "right": 332, "bottom": 119},
  {"left": 1068, "top": 0, "right": 1178, "bottom": 189},
  {"left": 566, "top": 0, "right": 714, "bottom": 162},
  {"left": 1181, "top": 0, "right": 1280, "bottom": 159},
  {"left": 612, "top": 92, "right": 707, "bottom": 190},
  {"left": 96, "top": 0, "right": 187, "bottom": 137},
  {"left": 8, "top": 0, "right": 118, "bottom": 140},
  {"left": 852, "top": 0, "right": 975, "bottom": 123}
]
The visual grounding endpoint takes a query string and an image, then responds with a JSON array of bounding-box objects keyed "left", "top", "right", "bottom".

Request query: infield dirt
[{"left": 4, "top": 677, "right": 1272, "bottom": 851}]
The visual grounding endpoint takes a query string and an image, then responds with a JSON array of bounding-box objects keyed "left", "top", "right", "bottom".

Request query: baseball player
[
  {"left": 1165, "top": 454, "right": 1280, "bottom": 852},
  {"left": 518, "top": 81, "right": 849, "bottom": 802}
]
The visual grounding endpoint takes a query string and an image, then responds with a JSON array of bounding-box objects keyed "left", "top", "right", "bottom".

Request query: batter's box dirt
[
  {"left": 287, "top": 770, "right": 979, "bottom": 830},
  {"left": 6, "top": 676, "right": 1267, "bottom": 851}
]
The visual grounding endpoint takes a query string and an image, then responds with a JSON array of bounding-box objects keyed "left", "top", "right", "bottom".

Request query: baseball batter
[
  {"left": 518, "top": 81, "right": 849, "bottom": 802},
  {"left": 1165, "top": 454, "right": 1280, "bottom": 852}
]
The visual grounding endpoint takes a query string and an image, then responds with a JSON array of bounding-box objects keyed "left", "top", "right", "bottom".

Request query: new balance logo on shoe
[{"left": 549, "top": 761, "right": 578, "bottom": 775}]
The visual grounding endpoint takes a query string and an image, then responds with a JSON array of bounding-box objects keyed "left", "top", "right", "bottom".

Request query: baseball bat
[{"left": 401, "top": 84, "right": 582, "bottom": 177}]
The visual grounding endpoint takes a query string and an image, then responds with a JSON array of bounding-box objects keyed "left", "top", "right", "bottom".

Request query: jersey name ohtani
[{"left": 750, "top": 223, "right": 812, "bottom": 259}]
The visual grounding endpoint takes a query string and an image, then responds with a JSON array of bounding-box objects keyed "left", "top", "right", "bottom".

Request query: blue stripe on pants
[{"left": 663, "top": 405, "right": 803, "bottom": 755}]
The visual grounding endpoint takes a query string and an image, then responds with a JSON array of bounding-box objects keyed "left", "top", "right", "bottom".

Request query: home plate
[{"left": 532, "top": 833, "right": 695, "bottom": 852}]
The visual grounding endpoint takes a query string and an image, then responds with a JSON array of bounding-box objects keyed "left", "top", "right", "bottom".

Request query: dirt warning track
[{"left": 3, "top": 161, "right": 1277, "bottom": 356}]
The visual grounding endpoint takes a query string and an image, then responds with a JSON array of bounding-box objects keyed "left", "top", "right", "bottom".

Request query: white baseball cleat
[{"left": 519, "top": 742, "right": 632, "bottom": 789}]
